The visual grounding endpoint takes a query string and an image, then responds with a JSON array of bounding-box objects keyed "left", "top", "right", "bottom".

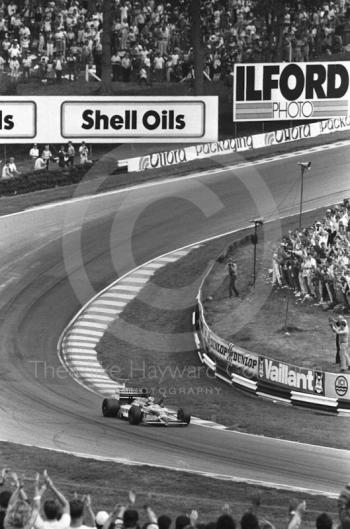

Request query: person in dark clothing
[
  {"left": 329, "top": 316, "right": 342, "bottom": 364},
  {"left": 58, "top": 146, "right": 68, "bottom": 168},
  {"left": 0, "top": 490, "right": 11, "bottom": 529},
  {"left": 316, "top": 513, "right": 333, "bottom": 529},
  {"left": 228, "top": 258, "right": 239, "bottom": 297},
  {"left": 158, "top": 515, "right": 171, "bottom": 529}
]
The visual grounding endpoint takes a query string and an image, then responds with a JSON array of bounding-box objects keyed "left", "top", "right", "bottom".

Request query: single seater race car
[{"left": 102, "top": 388, "right": 191, "bottom": 426}]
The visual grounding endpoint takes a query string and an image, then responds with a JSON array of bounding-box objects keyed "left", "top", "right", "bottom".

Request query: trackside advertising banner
[
  {"left": 325, "top": 372, "right": 350, "bottom": 401},
  {"left": 198, "top": 305, "right": 258, "bottom": 378},
  {"left": 121, "top": 116, "right": 350, "bottom": 172},
  {"left": 258, "top": 357, "right": 325, "bottom": 395},
  {"left": 197, "top": 290, "right": 345, "bottom": 400},
  {"left": 233, "top": 62, "right": 350, "bottom": 121},
  {"left": 125, "top": 135, "right": 253, "bottom": 172},
  {"left": 0, "top": 96, "right": 218, "bottom": 143}
]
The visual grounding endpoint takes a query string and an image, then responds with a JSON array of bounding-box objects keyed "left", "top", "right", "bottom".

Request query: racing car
[{"left": 102, "top": 388, "right": 191, "bottom": 426}]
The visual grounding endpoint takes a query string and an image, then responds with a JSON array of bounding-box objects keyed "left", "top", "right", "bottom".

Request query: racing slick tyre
[
  {"left": 128, "top": 405, "right": 143, "bottom": 425},
  {"left": 102, "top": 398, "right": 121, "bottom": 418},
  {"left": 177, "top": 408, "right": 191, "bottom": 424}
]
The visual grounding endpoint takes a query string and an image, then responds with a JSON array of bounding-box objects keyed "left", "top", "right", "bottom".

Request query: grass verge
[{"left": 0, "top": 441, "right": 338, "bottom": 526}]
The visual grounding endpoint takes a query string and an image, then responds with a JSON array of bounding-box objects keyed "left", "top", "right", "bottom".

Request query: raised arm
[
  {"left": 43, "top": 471, "right": 69, "bottom": 514},
  {"left": 83, "top": 495, "right": 95, "bottom": 528}
]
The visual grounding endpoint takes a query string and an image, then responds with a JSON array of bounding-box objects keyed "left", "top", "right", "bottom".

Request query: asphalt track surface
[{"left": 1, "top": 144, "right": 350, "bottom": 495}]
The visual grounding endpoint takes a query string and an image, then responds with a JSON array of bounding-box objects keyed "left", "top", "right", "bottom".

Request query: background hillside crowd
[
  {"left": 0, "top": 0, "right": 349, "bottom": 85},
  {"left": 0, "top": 469, "right": 349, "bottom": 529},
  {"left": 273, "top": 200, "right": 350, "bottom": 313}
]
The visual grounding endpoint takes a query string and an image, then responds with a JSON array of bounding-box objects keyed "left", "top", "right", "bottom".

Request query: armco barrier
[
  {"left": 194, "top": 240, "right": 350, "bottom": 416},
  {"left": 119, "top": 117, "right": 350, "bottom": 173}
]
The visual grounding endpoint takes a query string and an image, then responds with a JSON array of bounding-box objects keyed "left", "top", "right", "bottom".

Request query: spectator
[
  {"left": 57, "top": 146, "right": 68, "bottom": 168},
  {"left": 157, "top": 516, "right": 171, "bottom": 529},
  {"left": 217, "top": 514, "right": 235, "bottom": 529},
  {"left": 138, "top": 66, "right": 149, "bottom": 86},
  {"left": 227, "top": 258, "right": 239, "bottom": 298},
  {"left": 29, "top": 144, "right": 39, "bottom": 161},
  {"left": 1, "top": 162, "right": 12, "bottom": 180},
  {"left": 54, "top": 55, "right": 64, "bottom": 83},
  {"left": 330, "top": 317, "right": 350, "bottom": 372},
  {"left": 34, "top": 155, "right": 47, "bottom": 171},
  {"left": 121, "top": 53, "right": 131, "bottom": 82},
  {"left": 4, "top": 472, "right": 43, "bottom": 529},
  {"left": 0, "top": 469, "right": 12, "bottom": 529},
  {"left": 175, "top": 515, "right": 190, "bottom": 529},
  {"left": 8, "top": 157, "right": 20, "bottom": 177},
  {"left": 69, "top": 496, "right": 95, "bottom": 529},
  {"left": 338, "top": 482, "right": 350, "bottom": 524},
  {"left": 121, "top": 510, "right": 139, "bottom": 529},
  {"left": 95, "top": 512, "right": 109, "bottom": 529},
  {"left": 22, "top": 53, "right": 32, "bottom": 81},
  {"left": 111, "top": 51, "right": 121, "bottom": 82},
  {"left": 78, "top": 142, "right": 91, "bottom": 165},
  {"left": 41, "top": 145, "right": 53, "bottom": 169},
  {"left": 34, "top": 471, "right": 71, "bottom": 529},
  {"left": 240, "top": 513, "right": 259, "bottom": 529},
  {"left": 66, "top": 142, "right": 75, "bottom": 167},
  {"left": 329, "top": 315, "right": 343, "bottom": 364},
  {"left": 316, "top": 513, "right": 333, "bottom": 529},
  {"left": 0, "top": 492, "right": 11, "bottom": 529},
  {"left": 153, "top": 53, "right": 165, "bottom": 82}
]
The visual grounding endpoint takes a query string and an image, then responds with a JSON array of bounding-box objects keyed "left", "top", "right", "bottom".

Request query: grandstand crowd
[
  {"left": 0, "top": 469, "right": 349, "bottom": 529},
  {"left": 0, "top": 0, "right": 349, "bottom": 85},
  {"left": 272, "top": 200, "right": 350, "bottom": 314}
]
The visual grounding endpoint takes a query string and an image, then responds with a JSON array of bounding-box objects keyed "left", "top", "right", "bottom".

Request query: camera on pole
[{"left": 298, "top": 161, "right": 312, "bottom": 229}]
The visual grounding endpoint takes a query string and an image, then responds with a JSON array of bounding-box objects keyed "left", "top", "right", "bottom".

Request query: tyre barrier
[{"left": 193, "top": 253, "right": 350, "bottom": 417}]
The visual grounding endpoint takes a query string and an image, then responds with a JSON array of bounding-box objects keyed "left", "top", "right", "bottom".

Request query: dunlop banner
[{"left": 199, "top": 316, "right": 258, "bottom": 378}]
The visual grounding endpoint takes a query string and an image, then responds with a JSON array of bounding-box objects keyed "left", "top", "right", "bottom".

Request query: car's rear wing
[{"left": 117, "top": 387, "right": 151, "bottom": 402}]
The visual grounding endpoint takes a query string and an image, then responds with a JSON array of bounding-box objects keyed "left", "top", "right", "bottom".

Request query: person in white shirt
[
  {"left": 78, "top": 142, "right": 91, "bottom": 165},
  {"left": 153, "top": 53, "right": 164, "bottom": 82},
  {"left": 42, "top": 145, "right": 53, "bottom": 169},
  {"left": 34, "top": 156, "right": 47, "bottom": 171},
  {"left": 1, "top": 162, "right": 12, "bottom": 179},
  {"left": 69, "top": 495, "right": 95, "bottom": 529},
  {"left": 34, "top": 471, "right": 71, "bottom": 529},
  {"left": 8, "top": 157, "right": 20, "bottom": 176},
  {"left": 29, "top": 143, "right": 39, "bottom": 160}
]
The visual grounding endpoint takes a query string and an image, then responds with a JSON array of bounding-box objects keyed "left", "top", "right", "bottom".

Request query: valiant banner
[
  {"left": 233, "top": 62, "right": 350, "bottom": 121},
  {"left": 258, "top": 358, "right": 325, "bottom": 395}
]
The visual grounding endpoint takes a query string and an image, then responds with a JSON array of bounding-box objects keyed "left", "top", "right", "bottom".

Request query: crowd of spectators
[
  {"left": 272, "top": 200, "right": 350, "bottom": 313},
  {"left": 0, "top": 0, "right": 349, "bottom": 86},
  {"left": 1, "top": 142, "right": 92, "bottom": 179},
  {"left": 0, "top": 468, "right": 349, "bottom": 529}
]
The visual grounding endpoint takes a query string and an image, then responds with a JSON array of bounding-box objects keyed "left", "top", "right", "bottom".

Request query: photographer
[
  {"left": 227, "top": 258, "right": 239, "bottom": 298},
  {"left": 329, "top": 316, "right": 342, "bottom": 364},
  {"left": 330, "top": 317, "right": 350, "bottom": 372}
]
